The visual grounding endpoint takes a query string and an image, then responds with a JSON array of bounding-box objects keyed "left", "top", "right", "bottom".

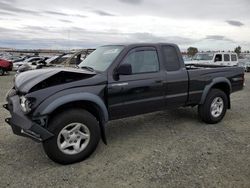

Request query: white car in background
[
  {"left": 13, "top": 57, "right": 45, "bottom": 70},
  {"left": 182, "top": 55, "right": 192, "bottom": 63},
  {"left": 238, "top": 56, "right": 250, "bottom": 72},
  {"left": 187, "top": 52, "right": 238, "bottom": 66}
]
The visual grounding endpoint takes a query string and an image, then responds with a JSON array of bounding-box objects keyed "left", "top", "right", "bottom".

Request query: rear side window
[
  {"left": 231, "top": 54, "right": 237, "bottom": 61},
  {"left": 123, "top": 49, "right": 159, "bottom": 74},
  {"left": 224, "top": 54, "right": 230, "bottom": 61},
  {"left": 162, "top": 46, "right": 180, "bottom": 71}
]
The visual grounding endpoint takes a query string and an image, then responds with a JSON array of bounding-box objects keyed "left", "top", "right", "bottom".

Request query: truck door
[
  {"left": 162, "top": 45, "right": 189, "bottom": 108},
  {"left": 108, "top": 47, "right": 165, "bottom": 119}
]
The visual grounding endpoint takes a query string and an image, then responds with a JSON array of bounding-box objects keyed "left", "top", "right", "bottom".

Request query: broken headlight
[{"left": 20, "top": 96, "right": 34, "bottom": 113}]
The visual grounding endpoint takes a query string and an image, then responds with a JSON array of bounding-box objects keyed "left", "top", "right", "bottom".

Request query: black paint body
[{"left": 4, "top": 43, "right": 245, "bottom": 142}]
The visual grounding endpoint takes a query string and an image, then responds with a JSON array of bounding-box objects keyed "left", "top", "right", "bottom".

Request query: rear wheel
[
  {"left": 198, "top": 89, "right": 228, "bottom": 124},
  {"left": 43, "top": 109, "right": 101, "bottom": 164},
  {"left": 0, "top": 68, "right": 4, "bottom": 76}
]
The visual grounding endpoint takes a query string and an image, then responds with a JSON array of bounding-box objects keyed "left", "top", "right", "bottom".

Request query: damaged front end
[
  {"left": 4, "top": 68, "right": 97, "bottom": 142},
  {"left": 3, "top": 95, "right": 53, "bottom": 142}
]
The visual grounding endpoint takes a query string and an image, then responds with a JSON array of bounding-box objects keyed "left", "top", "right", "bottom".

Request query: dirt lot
[{"left": 0, "top": 72, "right": 250, "bottom": 188}]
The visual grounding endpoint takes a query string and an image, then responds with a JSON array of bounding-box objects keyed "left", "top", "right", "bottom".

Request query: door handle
[{"left": 111, "top": 83, "right": 128, "bottom": 87}]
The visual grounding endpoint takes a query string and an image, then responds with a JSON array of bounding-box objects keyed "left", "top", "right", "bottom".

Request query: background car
[
  {"left": 238, "top": 57, "right": 250, "bottom": 72},
  {"left": 182, "top": 55, "right": 192, "bottom": 63},
  {"left": 16, "top": 49, "right": 95, "bottom": 73},
  {"left": 0, "top": 58, "right": 13, "bottom": 75},
  {"left": 13, "top": 56, "right": 45, "bottom": 71},
  {"left": 187, "top": 52, "right": 238, "bottom": 66},
  {"left": 17, "top": 55, "right": 67, "bottom": 73}
]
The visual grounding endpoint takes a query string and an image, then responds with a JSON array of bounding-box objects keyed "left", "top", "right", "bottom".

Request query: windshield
[
  {"left": 193, "top": 53, "right": 214, "bottom": 61},
  {"left": 79, "top": 46, "right": 124, "bottom": 71}
]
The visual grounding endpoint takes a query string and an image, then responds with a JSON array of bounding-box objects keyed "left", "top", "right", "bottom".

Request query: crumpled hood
[{"left": 15, "top": 68, "right": 96, "bottom": 93}]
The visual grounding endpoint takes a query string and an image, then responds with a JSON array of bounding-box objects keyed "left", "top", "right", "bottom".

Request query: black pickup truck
[{"left": 4, "top": 43, "right": 244, "bottom": 164}]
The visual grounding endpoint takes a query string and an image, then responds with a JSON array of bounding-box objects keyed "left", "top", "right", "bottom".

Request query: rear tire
[
  {"left": 43, "top": 109, "right": 101, "bottom": 164},
  {"left": 198, "top": 89, "right": 228, "bottom": 124},
  {"left": 0, "top": 68, "right": 4, "bottom": 76}
]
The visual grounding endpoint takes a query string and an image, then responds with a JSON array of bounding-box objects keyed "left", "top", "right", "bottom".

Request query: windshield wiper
[{"left": 80, "top": 66, "right": 95, "bottom": 72}]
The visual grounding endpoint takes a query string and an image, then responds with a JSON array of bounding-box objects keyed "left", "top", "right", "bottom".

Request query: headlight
[{"left": 20, "top": 96, "right": 33, "bottom": 113}]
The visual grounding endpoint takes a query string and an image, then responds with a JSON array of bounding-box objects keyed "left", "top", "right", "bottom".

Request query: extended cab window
[
  {"left": 163, "top": 46, "right": 180, "bottom": 71},
  {"left": 123, "top": 49, "right": 159, "bottom": 74},
  {"left": 231, "top": 54, "right": 237, "bottom": 61}
]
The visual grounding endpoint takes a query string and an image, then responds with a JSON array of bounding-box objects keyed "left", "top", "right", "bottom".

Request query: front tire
[
  {"left": 198, "top": 89, "right": 228, "bottom": 124},
  {"left": 43, "top": 109, "right": 101, "bottom": 164}
]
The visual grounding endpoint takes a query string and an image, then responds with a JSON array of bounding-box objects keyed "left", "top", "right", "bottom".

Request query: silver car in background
[{"left": 238, "top": 56, "right": 250, "bottom": 72}]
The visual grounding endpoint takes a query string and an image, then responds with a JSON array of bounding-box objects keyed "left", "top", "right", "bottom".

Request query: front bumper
[{"left": 3, "top": 95, "right": 54, "bottom": 142}]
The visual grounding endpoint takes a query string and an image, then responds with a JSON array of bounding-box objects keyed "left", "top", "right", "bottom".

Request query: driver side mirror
[{"left": 117, "top": 64, "right": 132, "bottom": 75}]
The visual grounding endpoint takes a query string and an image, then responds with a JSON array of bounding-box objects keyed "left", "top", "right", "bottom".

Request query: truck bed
[
  {"left": 185, "top": 63, "right": 230, "bottom": 70},
  {"left": 186, "top": 65, "right": 244, "bottom": 106}
]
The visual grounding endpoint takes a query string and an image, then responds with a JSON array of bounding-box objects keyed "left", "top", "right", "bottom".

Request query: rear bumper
[
  {"left": 6, "top": 65, "right": 13, "bottom": 71},
  {"left": 3, "top": 95, "right": 54, "bottom": 142},
  {"left": 0, "top": 64, "right": 13, "bottom": 71}
]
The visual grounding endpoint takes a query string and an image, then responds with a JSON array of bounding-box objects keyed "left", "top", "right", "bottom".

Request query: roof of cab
[{"left": 102, "top": 43, "right": 178, "bottom": 47}]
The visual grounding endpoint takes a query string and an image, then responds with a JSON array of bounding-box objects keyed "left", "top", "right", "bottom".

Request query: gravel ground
[{"left": 0, "top": 72, "right": 250, "bottom": 188}]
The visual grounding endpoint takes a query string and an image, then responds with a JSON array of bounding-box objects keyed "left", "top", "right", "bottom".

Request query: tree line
[{"left": 187, "top": 46, "right": 249, "bottom": 57}]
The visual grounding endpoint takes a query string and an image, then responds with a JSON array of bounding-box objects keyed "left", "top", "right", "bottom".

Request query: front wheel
[
  {"left": 43, "top": 109, "right": 101, "bottom": 164},
  {"left": 198, "top": 89, "right": 228, "bottom": 124}
]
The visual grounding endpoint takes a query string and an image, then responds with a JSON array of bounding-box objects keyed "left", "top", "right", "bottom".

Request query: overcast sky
[{"left": 0, "top": 0, "right": 249, "bottom": 50}]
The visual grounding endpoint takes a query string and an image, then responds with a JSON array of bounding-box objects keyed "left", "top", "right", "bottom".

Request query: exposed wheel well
[
  {"left": 48, "top": 101, "right": 107, "bottom": 144},
  {"left": 211, "top": 83, "right": 231, "bottom": 109},
  {"left": 49, "top": 101, "right": 102, "bottom": 123}
]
